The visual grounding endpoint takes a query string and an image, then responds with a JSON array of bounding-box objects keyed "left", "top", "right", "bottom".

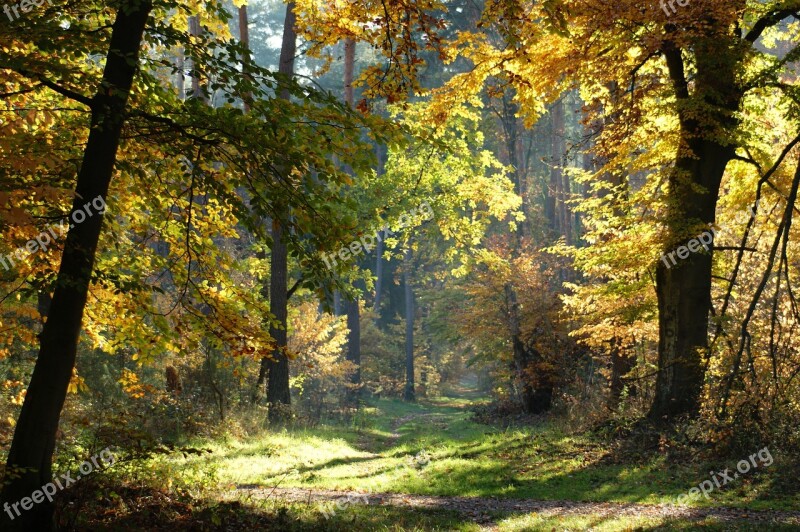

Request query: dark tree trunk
[
  {"left": 649, "top": 139, "right": 736, "bottom": 420},
  {"left": 345, "top": 299, "right": 361, "bottom": 402},
  {"left": 609, "top": 338, "right": 636, "bottom": 407},
  {"left": 648, "top": 37, "right": 742, "bottom": 421},
  {"left": 374, "top": 239, "right": 384, "bottom": 311},
  {"left": 403, "top": 247, "right": 415, "bottom": 402},
  {"left": 650, "top": 140, "right": 729, "bottom": 420},
  {"left": 505, "top": 283, "right": 552, "bottom": 414},
  {"left": 267, "top": 219, "right": 291, "bottom": 418},
  {"left": 342, "top": 37, "right": 361, "bottom": 405},
  {"left": 0, "top": 2, "right": 152, "bottom": 529},
  {"left": 264, "top": 2, "right": 297, "bottom": 420}
]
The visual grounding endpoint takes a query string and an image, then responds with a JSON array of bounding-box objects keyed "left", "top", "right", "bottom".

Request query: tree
[
  {"left": 432, "top": 0, "right": 800, "bottom": 422},
  {"left": 265, "top": 1, "right": 299, "bottom": 420},
  {"left": 403, "top": 245, "right": 416, "bottom": 401},
  {"left": 1, "top": 1, "right": 153, "bottom": 527}
]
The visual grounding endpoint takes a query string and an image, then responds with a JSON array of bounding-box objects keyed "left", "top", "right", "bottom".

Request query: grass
[
  {"left": 167, "top": 395, "right": 798, "bottom": 511},
  {"left": 79, "top": 393, "right": 799, "bottom": 529}
]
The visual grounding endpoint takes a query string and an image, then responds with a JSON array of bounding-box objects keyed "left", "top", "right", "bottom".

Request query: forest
[{"left": 1, "top": 0, "right": 800, "bottom": 530}]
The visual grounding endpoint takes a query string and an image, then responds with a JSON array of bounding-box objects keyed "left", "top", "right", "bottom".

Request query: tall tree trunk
[
  {"left": 551, "top": 98, "right": 569, "bottom": 242},
  {"left": 346, "top": 298, "right": 361, "bottom": 401},
  {"left": 648, "top": 39, "right": 742, "bottom": 421},
  {"left": 650, "top": 143, "right": 731, "bottom": 420},
  {"left": 188, "top": 16, "right": 206, "bottom": 101},
  {"left": 403, "top": 246, "right": 415, "bottom": 402},
  {"left": 265, "top": 2, "right": 297, "bottom": 420},
  {"left": 341, "top": 37, "right": 362, "bottom": 404},
  {"left": 497, "top": 90, "right": 551, "bottom": 413},
  {"left": 267, "top": 218, "right": 291, "bottom": 417},
  {"left": 547, "top": 100, "right": 563, "bottom": 234},
  {"left": 373, "top": 144, "right": 387, "bottom": 313},
  {"left": 238, "top": 5, "right": 250, "bottom": 112},
  {"left": 1, "top": 2, "right": 152, "bottom": 529}
]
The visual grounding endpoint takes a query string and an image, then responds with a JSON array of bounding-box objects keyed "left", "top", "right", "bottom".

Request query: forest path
[
  {"left": 222, "top": 391, "right": 800, "bottom": 529},
  {"left": 236, "top": 485, "right": 800, "bottom": 528}
]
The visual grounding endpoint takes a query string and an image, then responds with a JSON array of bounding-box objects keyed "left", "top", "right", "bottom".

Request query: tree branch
[{"left": 744, "top": 2, "right": 800, "bottom": 43}]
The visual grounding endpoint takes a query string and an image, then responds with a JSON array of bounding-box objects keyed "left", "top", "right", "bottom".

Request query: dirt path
[
  {"left": 230, "top": 401, "right": 799, "bottom": 528},
  {"left": 235, "top": 485, "right": 800, "bottom": 527}
]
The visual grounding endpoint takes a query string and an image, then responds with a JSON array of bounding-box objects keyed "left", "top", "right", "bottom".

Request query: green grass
[
  {"left": 155, "top": 395, "right": 799, "bottom": 528},
  {"left": 117, "top": 397, "right": 800, "bottom": 531}
]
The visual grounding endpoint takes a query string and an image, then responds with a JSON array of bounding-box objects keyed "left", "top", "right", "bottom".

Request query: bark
[
  {"left": 551, "top": 99, "right": 569, "bottom": 242},
  {"left": 1, "top": 2, "right": 152, "bottom": 529},
  {"left": 345, "top": 299, "right": 361, "bottom": 403},
  {"left": 513, "top": 335, "right": 553, "bottom": 414},
  {"left": 497, "top": 91, "right": 552, "bottom": 413},
  {"left": 373, "top": 143, "right": 387, "bottom": 313},
  {"left": 374, "top": 238, "right": 384, "bottom": 311},
  {"left": 264, "top": 2, "right": 297, "bottom": 420},
  {"left": 188, "top": 16, "right": 206, "bottom": 101},
  {"left": 547, "top": 99, "right": 564, "bottom": 235},
  {"left": 238, "top": 5, "right": 250, "bottom": 112},
  {"left": 403, "top": 247, "right": 415, "bottom": 402},
  {"left": 342, "top": 36, "right": 361, "bottom": 405},
  {"left": 609, "top": 338, "right": 636, "bottom": 407},
  {"left": 648, "top": 37, "right": 742, "bottom": 421},
  {"left": 267, "top": 218, "right": 291, "bottom": 418}
]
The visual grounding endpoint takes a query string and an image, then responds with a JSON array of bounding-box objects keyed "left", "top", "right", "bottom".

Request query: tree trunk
[
  {"left": 1, "top": 2, "right": 152, "bottom": 529},
  {"left": 267, "top": 218, "right": 291, "bottom": 418},
  {"left": 373, "top": 144, "right": 387, "bottom": 312},
  {"left": 341, "top": 37, "right": 362, "bottom": 405},
  {"left": 648, "top": 37, "right": 742, "bottom": 421},
  {"left": 345, "top": 299, "right": 361, "bottom": 402},
  {"left": 188, "top": 16, "right": 206, "bottom": 101},
  {"left": 608, "top": 337, "right": 636, "bottom": 407},
  {"left": 548, "top": 99, "right": 564, "bottom": 235},
  {"left": 238, "top": 5, "right": 250, "bottom": 112},
  {"left": 649, "top": 138, "right": 735, "bottom": 419},
  {"left": 264, "top": 2, "right": 297, "bottom": 420},
  {"left": 403, "top": 246, "right": 415, "bottom": 402}
]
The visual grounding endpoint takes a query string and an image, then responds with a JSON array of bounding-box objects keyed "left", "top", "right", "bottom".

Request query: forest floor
[{"left": 74, "top": 390, "right": 800, "bottom": 531}]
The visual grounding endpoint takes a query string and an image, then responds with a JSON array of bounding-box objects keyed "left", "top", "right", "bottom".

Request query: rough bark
[
  {"left": 267, "top": 218, "right": 291, "bottom": 418},
  {"left": 264, "top": 2, "right": 297, "bottom": 420},
  {"left": 648, "top": 36, "right": 742, "bottom": 421},
  {"left": 1, "top": 2, "right": 152, "bottom": 528}
]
